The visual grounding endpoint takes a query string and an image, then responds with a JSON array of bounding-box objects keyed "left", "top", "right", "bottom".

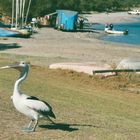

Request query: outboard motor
[{"left": 124, "top": 29, "right": 128, "bottom": 35}]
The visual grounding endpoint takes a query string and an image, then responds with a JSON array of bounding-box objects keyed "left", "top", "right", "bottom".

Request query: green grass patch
[{"left": 0, "top": 56, "right": 140, "bottom": 140}]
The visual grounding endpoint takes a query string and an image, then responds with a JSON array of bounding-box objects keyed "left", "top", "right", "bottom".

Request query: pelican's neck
[{"left": 13, "top": 65, "right": 29, "bottom": 95}]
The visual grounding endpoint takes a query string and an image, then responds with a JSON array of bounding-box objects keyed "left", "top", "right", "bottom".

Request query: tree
[{"left": 0, "top": 0, "right": 140, "bottom": 20}]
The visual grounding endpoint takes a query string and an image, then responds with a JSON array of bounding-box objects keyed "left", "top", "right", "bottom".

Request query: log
[{"left": 93, "top": 69, "right": 140, "bottom": 74}]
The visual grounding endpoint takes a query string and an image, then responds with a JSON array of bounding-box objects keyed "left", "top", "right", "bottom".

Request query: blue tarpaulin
[{"left": 56, "top": 10, "right": 78, "bottom": 31}]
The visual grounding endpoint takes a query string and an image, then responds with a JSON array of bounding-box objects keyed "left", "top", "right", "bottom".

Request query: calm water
[
  {"left": 102, "top": 22, "right": 140, "bottom": 46},
  {"left": 93, "top": 21, "right": 140, "bottom": 46}
]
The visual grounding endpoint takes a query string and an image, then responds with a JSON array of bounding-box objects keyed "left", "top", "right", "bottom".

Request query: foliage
[{"left": 0, "top": 0, "right": 140, "bottom": 18}]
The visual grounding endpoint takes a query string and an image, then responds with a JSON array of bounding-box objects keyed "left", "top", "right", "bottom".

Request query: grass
[{"left": 0, "top": 55, "right": 140, "bottom": 140}]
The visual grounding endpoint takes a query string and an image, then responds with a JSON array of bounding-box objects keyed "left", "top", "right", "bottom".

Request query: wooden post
[{"left": 93, "top": 69, "right": 140, "bottom": 74}]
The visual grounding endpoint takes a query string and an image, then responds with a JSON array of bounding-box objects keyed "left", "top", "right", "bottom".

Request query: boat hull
[
  {"left": 105, "top": 28, "right": 128, "bottom": 35},
  {"left": 11, "top": 28, "right": 31, "bottom": 38},
  {"left": 0, "top": 28, "right": 19, "bottom": 37},
  {"left": 0, "top": 28, "right": 31, "bottom": 38}
]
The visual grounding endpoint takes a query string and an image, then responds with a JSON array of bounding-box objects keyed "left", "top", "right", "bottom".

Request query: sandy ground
[
  {"left": 83, "top": 12, "right": 139, "bottom": 23},
  {"left": 0, "top": 12, "right": 140, "bottom": 67}
]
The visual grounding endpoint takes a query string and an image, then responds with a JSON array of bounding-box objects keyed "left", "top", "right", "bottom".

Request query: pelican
[{"left": 0, "top": 61, "right": 56, "bottom": 132}]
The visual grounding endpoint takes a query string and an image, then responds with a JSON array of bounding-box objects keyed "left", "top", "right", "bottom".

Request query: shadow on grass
[
  {"left": 0, "top": 43, "right": 21, "bottom": 50},
  {"left": 39, "top": 123, "right": 98, "bottom": 132}
]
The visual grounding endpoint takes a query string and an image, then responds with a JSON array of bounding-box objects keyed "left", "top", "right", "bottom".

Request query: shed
[{"left": 56, "top": 10, "right": 78, "bottom": 31}]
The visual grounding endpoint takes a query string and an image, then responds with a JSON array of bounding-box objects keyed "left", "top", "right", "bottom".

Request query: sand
[
  {"left": 0, "top": 12, "right": 140, "bottom": 68},
  {"left": 83, "top": 12, "right": 139, "bottom": 23}
]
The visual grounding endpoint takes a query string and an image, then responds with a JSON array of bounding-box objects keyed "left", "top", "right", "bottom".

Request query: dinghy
[
  {"left": 11, "top": 27, "right": 31, "bottom": 38},
  {"left": 0, "top": 27, "right": 31, "bottom": 38},
  {"left": 0, "top": 27, "right": 20, "bottom": 37},
  {"left": 104, "top": 27, "right": 128, "bottom": 35}
]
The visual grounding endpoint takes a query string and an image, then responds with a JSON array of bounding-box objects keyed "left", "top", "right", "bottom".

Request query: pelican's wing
[
  {"left": 27, "top": 96, "right": 40, "bottom": 100},
  {"left": 25, "top": 96, "right": 56, "bottom": 118}
]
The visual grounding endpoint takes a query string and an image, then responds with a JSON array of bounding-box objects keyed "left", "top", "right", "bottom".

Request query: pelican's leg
[
  {"left": 46, "top": 116, "right": 55, "bottom": 124},
  {"left": 32, "top": 119, "right": 38, "bottom": 132},
  {"left": 22, "top": 120, "right": 35, "bottom": 132},
  {"left": 27, "top": 119, "right": 34, "bottom": 128}
]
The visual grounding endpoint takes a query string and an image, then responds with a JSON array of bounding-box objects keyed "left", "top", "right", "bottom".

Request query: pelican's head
[{"left": 0, "top": 61, "right": 30, "bottom": 72}]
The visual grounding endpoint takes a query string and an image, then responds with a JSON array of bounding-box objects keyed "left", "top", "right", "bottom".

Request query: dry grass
[{"left": 0, "top": 56, "right": 140, "bottom": 140}]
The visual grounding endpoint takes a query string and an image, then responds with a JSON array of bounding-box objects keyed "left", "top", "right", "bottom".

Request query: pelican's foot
[{"left": 21, "top": 127, "right": 34, "bottom": 132}]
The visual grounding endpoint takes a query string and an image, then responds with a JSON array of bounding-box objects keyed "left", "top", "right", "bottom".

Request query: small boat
[
  {"left": 104, "top": 27, "right": 128, "bottom": 35},
  {"left": 0, "top": 27, "right": 31, "bottom": 38},
  {"left": 0, "top": 27, "right": 20, "bottom": 37},
  {"left": 128, "top": 10, "right": 140, "bottom": 15},
  {"left": 5, "top": 0, "right": 32, "bottom": 38},
  {"left": 11, "top": 28, "right": 31, "bottom": 38}
]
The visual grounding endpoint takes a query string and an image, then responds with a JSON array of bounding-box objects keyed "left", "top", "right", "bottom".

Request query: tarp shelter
[{"left": 56, "top": 10, "right": 78, "bottom": 31}]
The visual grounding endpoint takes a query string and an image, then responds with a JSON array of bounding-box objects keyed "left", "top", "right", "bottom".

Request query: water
[
  {"left": 102, "top": 21, "right": 140, "bottom": 46},
  {"left": 92, "top": 23, "right": 105, "bottom": 30}
]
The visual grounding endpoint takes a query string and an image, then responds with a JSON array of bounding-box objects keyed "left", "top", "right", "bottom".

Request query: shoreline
[
  {"left": 0, "top": 12, "right": 139, "bottom": 67},
  {"left": 85, "top": 11, "right": 140, "bottom": 49},
  {"left": 84, "top": 11, "right": 140, "bottom": 24}
]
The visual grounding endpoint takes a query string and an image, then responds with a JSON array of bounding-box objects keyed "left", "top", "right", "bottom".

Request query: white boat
[
  {"left": 128, "top": 10, "right": 140, "bottom": 15},
  {"left": 104, "top": 28, "right": 128, "bottom": 35}
]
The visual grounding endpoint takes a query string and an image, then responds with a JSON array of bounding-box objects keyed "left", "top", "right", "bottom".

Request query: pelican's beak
[
  {"left": 0, "top": 64, "right": 21, "bottom": 71},
  {"left": 0, "top": 65, "right": 11, "bottom": 69},
  {"left": 0, "top": 64, "right": 19, "bottom": 69},
  {"left": 0, "top": 61, "right": 29, "bottom": 71}
]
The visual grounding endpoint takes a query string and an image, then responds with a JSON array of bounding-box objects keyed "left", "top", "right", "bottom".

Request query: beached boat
[
  {"left": 7, "top": 0, "right": 32, "bottom": 38},
  {"left": 0, "top": 0, "right": 32, "bottom": 38},
  {"left": 11, "top": 27, "right": 31, "bottom": 38},
  {"left": 104, "top": 27, "right": 128, "bottom": 35},
  {"left": 0, "top": 27, "right": 30, "bottom": 38},
  {"left": 0, "top": 27, "right": 31, "bottom": 38},
  {"left": 0, "top": 27, "right": 20, "bottom": 37}
]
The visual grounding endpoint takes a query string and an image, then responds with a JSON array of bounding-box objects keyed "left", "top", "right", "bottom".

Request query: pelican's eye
[{"left": 21, "top": 61, "right": 25, "bottom": 65}]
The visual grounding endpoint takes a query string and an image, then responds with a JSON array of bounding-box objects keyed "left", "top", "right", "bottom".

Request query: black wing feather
[
  {"left": 27, "top": 96, "right": 39, "bottom": 100},
  {"left": 27, "top": 96, "right": 56, "bottom": 119},
  {"left": 39, "top": 100, "right": 56, "bottom": 119}
]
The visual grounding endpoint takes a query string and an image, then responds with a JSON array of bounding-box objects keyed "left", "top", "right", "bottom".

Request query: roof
[{"left": 57, "top": 10, "right": 78, "bottom": 16}]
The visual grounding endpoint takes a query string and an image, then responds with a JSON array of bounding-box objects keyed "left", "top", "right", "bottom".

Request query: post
[
  {"left": 25, "top": 0, "right": 32, "bottom": 25},
  {"left": 93, "top": 69, "right": 140, "bottom": 74},
  {"left": 15, "top": 0, "right": 19, "bottom": 29},
  {"left": 11, "top": 0, "right": 15, "bottom": 28}
]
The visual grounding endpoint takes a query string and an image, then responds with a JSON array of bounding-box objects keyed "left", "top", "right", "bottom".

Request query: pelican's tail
[
  {"left": 41, "top": 100, "right": 56, "bottom": 119},
  {"left": 49, "top": 110, "right": 56, "bottom": 119}
]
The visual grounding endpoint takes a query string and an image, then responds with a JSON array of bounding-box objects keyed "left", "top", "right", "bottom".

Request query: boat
[
  {"left": 128, "top": 10, "right": 140, "bottom": 15},
  {"left": 0, "top": 27, "right": 31, "bottom": 38},
  {"left": 0, "top": 27, "right": 20, "bottom": 37},
  {"left": 0, "top": 0, "right": 32, "bottom": 38},
  {"left": 104, "top": 27, "right": 128, "bottom": 35},
  {"left": 11, "top": 27, "right": 31, "bottom": 38},
  {"left": 10, "top": 0, "right": 32, "bottom": 38}
]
